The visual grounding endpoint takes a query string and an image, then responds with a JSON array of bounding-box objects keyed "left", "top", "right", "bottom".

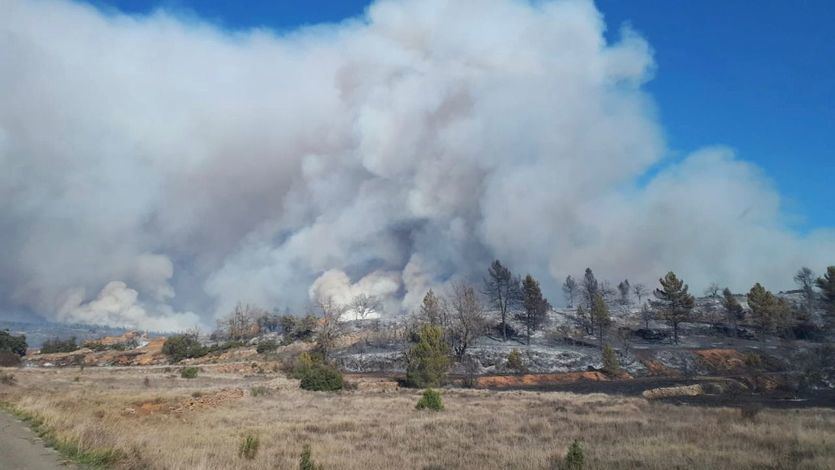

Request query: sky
[
  {"left": 2, "top": 0, "right": 834, "bottom": 330},
  {"left": 85, "top": 0, "right": 835, "bottom": 230}
]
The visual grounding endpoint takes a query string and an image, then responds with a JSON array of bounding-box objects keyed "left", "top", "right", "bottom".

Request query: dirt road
[{"left": 0, "top": 411, "right": 73, "bottom": 470}]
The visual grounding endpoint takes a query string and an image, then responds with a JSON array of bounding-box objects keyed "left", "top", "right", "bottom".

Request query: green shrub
[
  {"left": 405, "top": 324, "right": 450, "bottom": 388},
  {"left": 180, "top": 367, "right": 199, "bottom": 379},
  {"left": 299, "top": 444, "right": 323, "bottom": 470},
  {"left": 299, "top": 364, "right": 343, "bottom": 391},
  {"left": 238, "top": 434, "right": 259, "bottom": 460},
  {"left": 162, "top": 335, "right": 207, "bottom": 362},
  {"left": 289, "top": 351, "right": 319, "bottom": 379},
  {"left": 506, "top": 349, "right": 526, "bottom": 373},
  {"left": 562, "top": 440, "right": 584, "bottom": 470},
  {"left": 0, "top": 329, "right": 27, "bottom": 356},
  {"left": 601, "top": 344, "right": 620, "bottom": 375},
  {"left": 40, "top": 337, "right": 78, "bottom": 354},
  {"left": 256, "top": 340, "right": 279, "bottom": 354},
  {"left": 415, "top": 388, "right": 444, "bottom": 411}
]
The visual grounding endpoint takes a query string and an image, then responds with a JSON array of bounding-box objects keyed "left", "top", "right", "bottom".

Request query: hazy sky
[{"left": 1, "top": 0, "right": 833, "bottom": 330}]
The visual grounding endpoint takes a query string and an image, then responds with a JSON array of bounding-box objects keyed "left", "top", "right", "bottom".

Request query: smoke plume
[{"left": 1, "top": 0, "right": 833, "bottom": 330}]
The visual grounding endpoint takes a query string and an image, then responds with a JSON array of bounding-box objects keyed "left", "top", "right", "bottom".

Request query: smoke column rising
[{"left": 1, "top": 0, "right": 833, "bottom": 330}]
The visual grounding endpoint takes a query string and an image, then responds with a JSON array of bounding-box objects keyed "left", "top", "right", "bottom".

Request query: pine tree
[
  {"left": 405, "top": 324, "right": 451, "bottom": 388},
  {"left": 747, "top": 283, "right": 791, "bottom": 336},
  {"left": 419, "top": 289, "right": 444, "bottom": 326},
  {"left": 590, "top": 293, "right": 611, "bottom": 349},
  {"left": 601, "top": 344, "right": 620, "bottom": 374},
  {"left": 816, "top": 266, "right": 835, "bottom": 318},
  {"left": 652, "top": 272, "right": 695, "bottom": 344},
  {"left": 484, "top": 260, "right": 522, "bottom": 341},
  {"left": 721, "top": 288, "right": 744, "bottom": 333},
  {"left": 581, "top": 268, "right": 599, "bottom": 308},
  {"left": 518, "top": 274, "right": 550, "bottom": 345},
  {"left": 617, "top": 279, "right": 631, "bottom": 305},
  {"left": 563, "top": 275, "right": 578, "bottom": 308}
]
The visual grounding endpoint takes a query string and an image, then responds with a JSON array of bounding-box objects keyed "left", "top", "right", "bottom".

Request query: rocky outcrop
[{"left": 24, "top": 336, "right": 167, "bottom": 367}]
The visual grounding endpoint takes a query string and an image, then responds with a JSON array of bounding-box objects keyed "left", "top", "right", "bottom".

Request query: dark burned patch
[{"left": 658, "top": 390, "right": 835, "bottom": 409}]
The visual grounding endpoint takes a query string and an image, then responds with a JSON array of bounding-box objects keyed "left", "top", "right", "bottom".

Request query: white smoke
[{"left": 1, "top": 0, "right": 833, "bottom": 330}]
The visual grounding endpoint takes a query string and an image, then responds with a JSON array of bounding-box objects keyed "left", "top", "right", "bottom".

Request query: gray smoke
[{"left": 1, "top": 0, "right": 833, "bottom": 330}]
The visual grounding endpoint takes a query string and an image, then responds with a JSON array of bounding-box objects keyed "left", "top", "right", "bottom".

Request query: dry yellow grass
[{"left": 1, "top": 366, "right": 834, "bottom": 469}]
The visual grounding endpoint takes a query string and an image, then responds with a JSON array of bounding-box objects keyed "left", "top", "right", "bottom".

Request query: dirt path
[{"left": 0, "top": 411, "right": 74, "bottom": 470}]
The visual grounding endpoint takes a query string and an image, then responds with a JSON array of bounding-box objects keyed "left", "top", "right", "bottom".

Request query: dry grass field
[{"left": 1, "top": 365, "right": 834, "bottom": 469}]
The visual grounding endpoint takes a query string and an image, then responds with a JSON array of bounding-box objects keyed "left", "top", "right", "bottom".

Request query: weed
[
  {"left": 238, "top": 434, "right": 259, "bottom": 460},
  {"left": 416, "top": 389, "right": 443, "bottom": 411}
]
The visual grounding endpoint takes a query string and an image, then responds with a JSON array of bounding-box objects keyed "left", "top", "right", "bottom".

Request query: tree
[
  {"left": 794, "top": 267, "right": 817, "bottom": 314},
  {"left": 575, "top": 304, "right": 593, "bottom": 335},
  {"left": 652, "top": 272, "right": 695, "bottom": 344},
  {"left": 222, "top": 303, "right": 262, "bottom": 340},
  {"left": 405, "top": 324, "right": 451, "bottom": 388},
  {"left": 639, "top": 303, "right": 654, "bottom": 329},
  {"left": 313, "top": 297, "right": 346, "bottom": 361},
  {"left": 580, "top": 268, "right": 599, "bottom": 308},
  {"left": 721, "top": 288, "right": 744, "bottom": 333},
  {"left": 600, "top": 281, "right": 618, "bottom": 305},
  {"left": 816, "top": 266, "right": 835, "bottom": 318},
  {"left": 0, "top": 330, "right": 27, "bottom": 356},
  {"left": 601, "top": 344, "right": 620, "bottom": 374},
  {"left": 747, "top": 283, "right": 791, "bottom": 336},
  {"left": 484, "top": 260, "right": 522, "bottom": 341},
  {"left": 617, "top": 279, "right": 631, "bottom": 306},
  {"left": 518, "top": 275, "right": 550, "bottom": 345},
  {"left": 590, "top": 293, "right": 611, "bottom": 349},
  {"left": 162, "top": 334, "right": 206, "bottom": 362},
  {"left": 418, "top": 289, "right": 445, "bottom": 327},
  {"left": 562, "top": 275, "right": 578, "bottom": 308},
  {"left": 40, "top": 337, "right": 79, "bottom": 354},
  {"left": 256, "top": 312, "right": 281, "bottom": 333},
  {"left": 447, "top": 282, "right": 488, "bottom": 358},
  {"left": 633, "top": 283, "right": 648, "bottom": 304},
  {"left": 351, "top": 293, "right": 380, "bottom": 321},
  {"left": 704, "top": 282, "right": 721, "bottom": 299}
]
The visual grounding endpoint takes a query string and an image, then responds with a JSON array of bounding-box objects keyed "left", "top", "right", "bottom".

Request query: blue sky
[{"left": 84, "top": 0, "right": 834, "bottom": 230}]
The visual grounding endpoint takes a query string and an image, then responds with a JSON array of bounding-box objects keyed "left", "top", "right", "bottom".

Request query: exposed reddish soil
[{"left": 694, "top": 349, "right": 747, "bottom": 372}]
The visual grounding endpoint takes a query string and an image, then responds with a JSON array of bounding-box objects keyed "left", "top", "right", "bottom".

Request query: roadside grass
[{"left": 0, "top": 401, "right": 122, "bottom": 468}]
